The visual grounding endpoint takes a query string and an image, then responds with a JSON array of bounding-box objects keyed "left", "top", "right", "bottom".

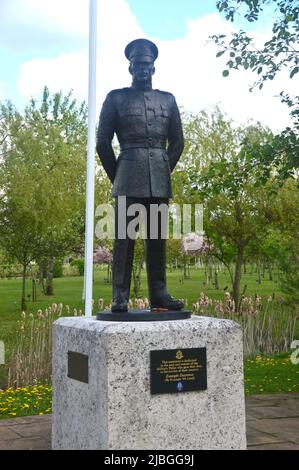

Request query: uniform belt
[{"left": 121, "top": 140, "right": 166, "bottom": 150}]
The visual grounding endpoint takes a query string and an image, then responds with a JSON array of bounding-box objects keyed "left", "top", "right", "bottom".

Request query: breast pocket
[
  {"left": 119, "top": 107, "right": 144, "bottom": 136},
  {"left": 160, "top": 106, "right": 169, "bottom": 119},
  {"left": 120, "top": 107, "right": 143, "bottom": 118},
  {"left": 155, "top": 105, "right": 170, "bottom": 134}
]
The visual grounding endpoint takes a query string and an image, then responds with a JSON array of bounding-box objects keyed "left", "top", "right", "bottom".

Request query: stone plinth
[{"left": 52, "top": 316, "right": 246, "bottom": 450}]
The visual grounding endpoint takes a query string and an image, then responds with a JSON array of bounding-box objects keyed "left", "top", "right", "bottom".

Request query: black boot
[
  {"left": 111, "top": 297, "right": 128, "bottom": 312},
  {"left": 146, "top": 237, "right": 184, "bottom": 311},
  {"left": 150, "top": 293, "right": 184, "bottom": 310}
]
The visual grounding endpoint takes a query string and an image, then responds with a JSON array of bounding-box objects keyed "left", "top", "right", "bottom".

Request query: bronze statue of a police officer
[{"left": 97, "top": 38, "right": 184, "bottom": 313}]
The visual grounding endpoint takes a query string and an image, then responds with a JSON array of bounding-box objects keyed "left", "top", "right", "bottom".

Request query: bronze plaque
[
  {"left": 150, "top": 348, "right": 207, "bottom": 394},
  {"left": 68, "top": 351, "right": 89, "bottom": 383}
]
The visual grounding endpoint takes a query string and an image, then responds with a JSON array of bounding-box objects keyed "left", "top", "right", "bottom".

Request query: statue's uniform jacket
[{"left": 97, "top": 87, "right": 184, "bottom": 198}]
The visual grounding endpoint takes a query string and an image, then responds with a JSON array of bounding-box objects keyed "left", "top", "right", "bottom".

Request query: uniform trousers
[{"left": 112, "top": 196, "right": 169, "bottom": 303}]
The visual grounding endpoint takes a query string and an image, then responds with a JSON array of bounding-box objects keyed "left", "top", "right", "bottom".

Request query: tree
[
  {"left": 185, "top": 110, "right": 276, "bottom": 309},
  {"left": 0, "top": 102, "right": 48, "bottom": 310},
  {"left": 0, "top": 88, "right": 88, "bottom": 309},
  {"left": 211, "top": 0, "right": 299, "bottom": 178},
  {"left": 132, "top": 238, "right": 145, "bottom": 299},
  {"left": 172, "top": 108, "right": 238, "bottom": 199},
  {"left": 93, "top": 245, "right": 113, "bottom": 284},
  {"left": 25, "top": 88, "right": 88, "bottom": 295},
  {"left": 212, "top": 0, "right": 299, "bottom": 91},
  {"left": 166, "top": 239, "right": 184, "bottom": 270},
  {"left": 272, "top": 178, "right": 299, "bottom": 302}
]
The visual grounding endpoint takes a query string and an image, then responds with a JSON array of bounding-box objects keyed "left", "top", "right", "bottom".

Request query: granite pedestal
[{"left": 52, "top": 315, "right": 246, "bottom": 450}]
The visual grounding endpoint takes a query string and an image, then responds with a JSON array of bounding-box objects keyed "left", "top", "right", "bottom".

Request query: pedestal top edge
[{"left": 53, "top": 314, "right": 242, "bottom": 334}]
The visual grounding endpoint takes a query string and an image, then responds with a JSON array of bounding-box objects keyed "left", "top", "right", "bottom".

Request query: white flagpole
[{"left": 84, "top": 0, "right": 97, "bottom": 317}]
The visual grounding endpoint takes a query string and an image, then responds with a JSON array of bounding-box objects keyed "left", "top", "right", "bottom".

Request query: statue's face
[{"left": 129, "top": 59, "right": 155, "bottom": 82}]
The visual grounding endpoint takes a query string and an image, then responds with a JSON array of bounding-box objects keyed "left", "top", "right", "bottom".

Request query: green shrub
[
  {"left": 53, "top": 260, "right": 63, "bottom": 278},
  {"left": 0, "top": 264, "right": 23, "bottom": 279},
  {"left": 62, "top": 264, "right": 80, "bottom": 277},
  {"left": 70, "top": 259, "right": 85, "bottom": 276}
]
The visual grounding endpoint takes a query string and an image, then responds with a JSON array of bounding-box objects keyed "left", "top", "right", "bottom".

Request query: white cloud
[
  {"left": 18, "top": 52, "right": 89, "bottom": 103},
  {"left": 0, "top": 0, "right": 143, "bottom": 51},
  {"left": 154, "top": 14, "right": 297, "bottom": 132},
  {"left": 17, "top": 0, "right": 144, "bottom": 108},
  {"left": 0, "top": 0, "right": 88, "bottom": 50},
  {"left": 16, "top": 1, "right": 296, "bottom": 132}
]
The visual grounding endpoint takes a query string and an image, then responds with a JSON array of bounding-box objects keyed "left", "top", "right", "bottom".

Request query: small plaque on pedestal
[
  {"left": 67, "top": 351, "right": 89, "bottom": 384},
  {"left": 150, "top": 347, "right": 207, "bottom": 394}
]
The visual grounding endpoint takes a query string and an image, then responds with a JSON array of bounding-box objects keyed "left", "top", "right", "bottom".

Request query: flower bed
[
  {"left": 244, "top": 353, "right": 299, "bottom": 395},
  {"left": 0, "top": 384, "right": 52, "bottom": 419}
]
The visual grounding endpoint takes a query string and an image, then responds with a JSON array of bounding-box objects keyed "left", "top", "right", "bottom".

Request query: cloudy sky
[{"left": 0, "top": 0, "right": 297, "bottom": 131}]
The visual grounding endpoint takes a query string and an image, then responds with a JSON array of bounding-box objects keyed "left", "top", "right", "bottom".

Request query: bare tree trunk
[
  {"left": 183, "top": 257, "right": 187, "bottom": 279},
  {"left": 257, "top": 259, "right": 262, "bottom": 284},
  {"left": 45, "top": 256, "right": 54, "bottom": 295},
  {"left": 32, "top": 278, "right": 37, "bottom": 301},
  {"left": 208, "top": 264, "right": 213, "bottom": 284},
  {"left": 21, "top": 259, "right": 27, "bottom": 312},
  {"left": 39, "top": 261, "right": 46, "bottom": 294},
  {"left": 132, "top": 258, "right": 143, "bottom": 298},
  {"left": 262, "top": 259, "right": 266, "bottom": 278},
  {"left": 107, "top": 263, "right": 112, "bottom": 284},
  {"left": 268, "top": 261, "right": 273, "bottom": 281},
  {"left": 233, "top": 247, "right": 244, "bottom": 312},
  {"left": 204, "top": 270, "right": 208, "bottom": 287},
  {"left": 224, "top": 262, "right": 233, "bottom": 286},
  {"left": 214, "top": 268, "right": 219, "bottom": 290}
]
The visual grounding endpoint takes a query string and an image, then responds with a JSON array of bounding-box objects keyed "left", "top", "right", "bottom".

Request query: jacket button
[{"left": 149, "top": 152, "right": 153, "bottom": 156}]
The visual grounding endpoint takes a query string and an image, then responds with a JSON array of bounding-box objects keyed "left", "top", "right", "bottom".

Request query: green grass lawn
[
  {"left": 244, "top": 352, "right": 299, "bottom": 395},
  {"left": 0, "top": 353, "right": 297, "bottom": 420},
  {"left": 0, "top": 266, "right": 282, "bottom": 346},
  {"left": 0, "top": 266, "right": 284, "bottom": 321},
  {"left": 0, "top": 267, "right": 285, "bottom": 358}
]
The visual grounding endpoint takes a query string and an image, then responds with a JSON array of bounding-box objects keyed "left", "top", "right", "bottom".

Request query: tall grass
[
  {"left": 7, "top": 303, "right": 82, "bottom": 388},
  {"left": 4, "top": 294, "right": 298, "bottom": 389},
  {"left": 192, "top": 292, "right": 298, "bottom": 357}
]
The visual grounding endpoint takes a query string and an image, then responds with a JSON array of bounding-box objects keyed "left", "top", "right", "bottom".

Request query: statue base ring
[{"left": 96, "top": 309, "right": 191, "bottom": 322}]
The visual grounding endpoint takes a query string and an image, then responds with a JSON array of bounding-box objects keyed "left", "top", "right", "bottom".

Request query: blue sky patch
[{"left": 127, "top": 0, "right": 217, "bottom": 39}]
